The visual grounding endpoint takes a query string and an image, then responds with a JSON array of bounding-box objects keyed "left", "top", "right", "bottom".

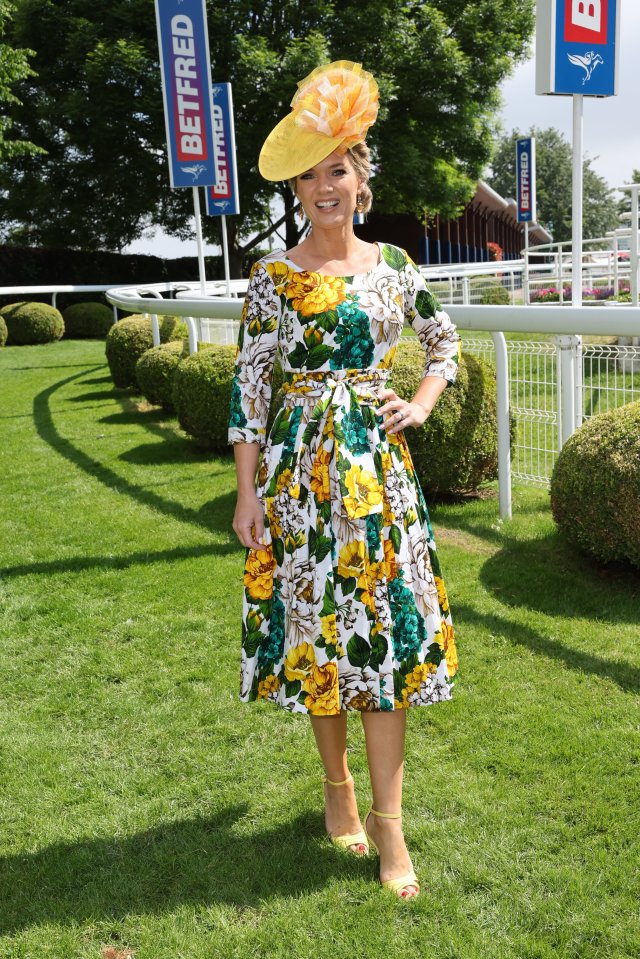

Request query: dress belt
[{"left": 280, "top": 369, "right": 390, "bottom": 520}]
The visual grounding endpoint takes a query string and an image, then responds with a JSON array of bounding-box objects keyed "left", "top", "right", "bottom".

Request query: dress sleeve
[
  {"left": 227, "top": 261, "right": 281, "bottom": 446},
  {"left": 403, "top": 257, "right": 461, "bottom": 385}
]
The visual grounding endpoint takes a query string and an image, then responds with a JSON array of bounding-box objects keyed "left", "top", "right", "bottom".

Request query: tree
[
  {"left": 487, "top": 127, "right": 619, "bottom": 243},
  {"left": 617, "top": 168, "right": 640, "bottom": 218},
  {"left": 1, "top": 0, "right": 536, "bottom": 273},
  {"left": 0, "top": 0, "right": 42, "bottom": 161}
]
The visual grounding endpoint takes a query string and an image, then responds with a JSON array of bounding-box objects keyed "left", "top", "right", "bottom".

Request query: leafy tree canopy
[
  {"left": 0, "top": 0, "right": 42, "bottom": 161},
  {"left": 487, "top": 126, "right": 619, "bottom": 244},
  {"left": 1, "top": 0, "right": 536, "bottom": 272}
]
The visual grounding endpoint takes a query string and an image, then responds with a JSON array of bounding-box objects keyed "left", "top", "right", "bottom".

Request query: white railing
[
  {"left": 106, "top": 282, "right": 640, "bottom": 521},
  {"left": 0, "top": 284, "right": 149, "bottom": 322}
]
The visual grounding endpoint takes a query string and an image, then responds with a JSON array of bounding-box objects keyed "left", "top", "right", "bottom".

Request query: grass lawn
[{"left": 1, "top": 339, "right": 639, "bottom": 959}]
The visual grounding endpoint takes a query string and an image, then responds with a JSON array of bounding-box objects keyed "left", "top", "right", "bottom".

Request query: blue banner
[
  {"left": 554, "top": 0, "right": 619, "bottom": 96},
  {"left": 205, "top": 84, "right": 241, "bottom": 217},
  {"left": 155, "top": 0, "right": 217, "bottom": 187},
  {"left": 516, "top": 138, "right": 536, "bottom": 223}
]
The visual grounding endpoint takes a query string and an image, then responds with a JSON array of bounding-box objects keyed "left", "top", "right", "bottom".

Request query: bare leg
[
  {"left": 310, "top": 713, "right": 367, "bottom": 853},
  {"left": 360, "top": 710, "right": 418, "bottom": 897}
]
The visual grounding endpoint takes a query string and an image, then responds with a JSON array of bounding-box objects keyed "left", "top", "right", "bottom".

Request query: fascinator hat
[{"left": 259, "top": 60, "right": 379, "bottom": 182}]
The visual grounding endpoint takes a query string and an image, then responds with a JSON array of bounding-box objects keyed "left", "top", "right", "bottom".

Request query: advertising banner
[
  {"left": 536, "top": 0, "right": 620, "bottom": 97},
  {"left": 205, "top": 84, "right": 241, "bottom": 216},
  {"left": 516, "top": 137, "right": 536, "bottom": 223},
  {"left": 155, "top": 0, "right": 217, "bottom": 187}
]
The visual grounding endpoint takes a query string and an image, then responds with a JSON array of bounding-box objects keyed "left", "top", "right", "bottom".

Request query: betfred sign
[
  {"left": 155, "top": 0, "right": 217, "bottom": 187},
  {"left": 516, "top": 138, "right": 536, "bottom": 223},
  {"left": 536, "top": 0, "right": 620, "bottom": 97},
  {"left": 205, "top": 84, "right": 240, "bottom": 216}
]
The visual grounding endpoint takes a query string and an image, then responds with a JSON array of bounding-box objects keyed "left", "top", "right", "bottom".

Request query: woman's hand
[
  {"left": 377, "top": 388, "right": 430, "bottom": 434},
  {"left": 232, "top": 490, "right": 266, "bottom": 550}
]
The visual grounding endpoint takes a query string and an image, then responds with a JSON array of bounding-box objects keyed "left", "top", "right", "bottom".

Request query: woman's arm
[{"left": 232, "top": 443, "right": 265, "bottom": 550}]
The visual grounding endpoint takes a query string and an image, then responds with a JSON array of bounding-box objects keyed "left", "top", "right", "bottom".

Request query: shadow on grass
[
  {"left": 32, "top": 368, "right": 237, "bottom": 539},
  {"left": 479, "top": 530, "right": 640, "bottom": 623},
  {"left": 0, "top": 541, "right": 236, "bottom": 580},
  {"left": 454, "top": 602, "right": 640, "bottom": 694},
  {"left": 0, "top": 807, "right": 371, "bottom": 933}
]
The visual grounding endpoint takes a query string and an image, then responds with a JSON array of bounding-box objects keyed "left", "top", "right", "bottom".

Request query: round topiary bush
[
  {"left": 63, "top": 302, "right": 114, "bottom": 338},
  {"left": 136, "top": 341, "right": 186, "bottom": 411},
  {"left": 550, "top": 401, "right": 640, "bottom": 569},
  {"left": 388, "top": 338, "right": 506, "bottom": 494},
  {"left": 173, "top": 345, "right": 236, "bottom": 448},
  {"left": 105, "top": 314, "right": 188, "bottom": 389},
  {"left": 0, "top": 301, "right": 64, "bottom": 345},
  {"left": 0, "top": 314, "right": 7, "bottom": 348},
  {"left": 479, "top": 282, "right": 511, "bottom": 306}
]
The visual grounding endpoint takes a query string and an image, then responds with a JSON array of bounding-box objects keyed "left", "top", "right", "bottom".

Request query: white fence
[{"left": 105, "top": 282, "right": 640, "bottom": 520}]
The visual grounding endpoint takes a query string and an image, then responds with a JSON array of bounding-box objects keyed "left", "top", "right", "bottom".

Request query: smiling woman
[{"left": 228, "top": 60, "right": 461, "bottom": 901}]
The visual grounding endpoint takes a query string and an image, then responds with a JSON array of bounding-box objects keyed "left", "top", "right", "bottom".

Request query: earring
[{"left": 356, "top": 194, "right": 364, "bottom": 213}]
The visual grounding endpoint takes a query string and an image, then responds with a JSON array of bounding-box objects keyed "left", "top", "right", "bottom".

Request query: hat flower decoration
[{"left": 259, "top": 60, "right": 379, "bottom": 182}]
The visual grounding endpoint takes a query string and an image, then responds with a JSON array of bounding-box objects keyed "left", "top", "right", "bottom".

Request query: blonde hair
[{"left": 289, "top": 141, "right": 373, "bottom": 215}]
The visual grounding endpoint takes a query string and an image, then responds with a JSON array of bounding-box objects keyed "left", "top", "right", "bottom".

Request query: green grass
[{"left": 1, "top": 340, "right": 639, "bottom": 959}]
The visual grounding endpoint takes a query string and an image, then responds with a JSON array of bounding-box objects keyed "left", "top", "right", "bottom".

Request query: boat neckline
[{"left": 277, "top": 241, "right": 384, "bottom": 279}]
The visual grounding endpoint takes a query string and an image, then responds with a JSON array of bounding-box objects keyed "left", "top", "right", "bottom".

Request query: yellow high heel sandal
[
  {"left": 364, "top": 807, "right": 420, "bottom": 898},
  {"left": 322, "top": 774, "right": 369, "bottom": 855}
]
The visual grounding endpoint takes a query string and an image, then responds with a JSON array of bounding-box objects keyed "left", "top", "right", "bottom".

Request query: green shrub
[
  {"left": 479, "top": 282, "right": 511, "bottom": 306},
  {"left": 0, "top": 314, "right": 6, "bottom": 348},
  {"left": 388, "top": 339, "right": 507, "bottom": 494},
  {"left": 136, "top": 341, "right": 186, "bottom": 411},
  {"left": 105, "top": 314, "right": 188, "bottom": 390},
  {"left": 173, "top": 345, "right": 236, "bottom": 448},
  {"left": 550, "top": 401, "right": 640, "bottom": 569},
  {"left": 0, "top": 301, "right": 64, "bottom": 345},
  {"left": 63, "top": 302, "right": 114, "bottom": 338}
]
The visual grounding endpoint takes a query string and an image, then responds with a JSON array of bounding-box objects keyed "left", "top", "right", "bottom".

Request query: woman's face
[{"left": 295, "top": 150, "right": 362, "bottom": 229}]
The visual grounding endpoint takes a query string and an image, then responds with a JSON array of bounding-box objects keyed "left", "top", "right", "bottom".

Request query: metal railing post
[{"left": 490, "top": 332, "right": 512, "bottom": 520}]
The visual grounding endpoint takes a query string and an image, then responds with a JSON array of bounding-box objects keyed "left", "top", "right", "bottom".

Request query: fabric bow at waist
[{"left": 281, "top": 368, "right": 390, "bottom": 520}]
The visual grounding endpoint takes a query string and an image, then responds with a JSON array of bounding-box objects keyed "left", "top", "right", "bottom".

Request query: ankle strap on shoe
[
  {"left": 370, "top": 807, "right": 402, "bottom": 819},
  {"left": 323, "top": 774, "right": 353, "bottom": 787}
]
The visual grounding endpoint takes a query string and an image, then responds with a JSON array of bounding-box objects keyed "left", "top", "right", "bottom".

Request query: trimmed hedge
[
  {"left": 136, "top": 341, "right": 186, "bottom": 411},
  {"left": 0, "top": 314, "right": 6, "bottom": 347},
  {"left": 173, "top": 345, "right": 236, "bottom": 448},
  {"left": 63, "top": 302, "right": 114, "bottom": 338},
  {"left": 550, "top": 401, "right": 640, "bottom": 569},
  {"left": 105, "top": 314, "right": 188, "bottom": 390},
  {"left": 0, "top": 301, "right": 64, "bottom": 345}
]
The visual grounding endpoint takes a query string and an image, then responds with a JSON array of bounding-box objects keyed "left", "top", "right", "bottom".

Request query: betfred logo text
[
  {"left": 519, "top": 149, "right": 530, "bottom": 211},
  {"left": 564, "top": 0, "right": 608, "bottom": 44},
  {"left": 211, "top": 105, "right": 231, "bottom": 198},
  {"left": 171, "top": 15, "right": 208, "bottom": 161}
]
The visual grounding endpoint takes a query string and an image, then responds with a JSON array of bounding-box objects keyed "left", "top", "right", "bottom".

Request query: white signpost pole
[
  {"left": 221, "top": 214, "right": 231, "bottom": 295},
  {"left": 536, "top": 0, "right": 620, "bottom": 446},
  {"left": 192, "top": 186, "right": 207, "bottom": 296}
]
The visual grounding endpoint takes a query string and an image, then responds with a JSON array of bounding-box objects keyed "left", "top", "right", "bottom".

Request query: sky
[{"left": 126, "top": 2, "right": 640, "bottom": 260}]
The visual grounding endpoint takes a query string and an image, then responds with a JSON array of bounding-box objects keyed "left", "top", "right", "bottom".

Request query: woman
[{"left": 229, "top": 61, "right": 460, "bottom": 899}]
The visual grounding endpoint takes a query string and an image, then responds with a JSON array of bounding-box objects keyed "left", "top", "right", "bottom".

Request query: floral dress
[{"left": 228, "top": 242, "right": 461, "bottom": 714}]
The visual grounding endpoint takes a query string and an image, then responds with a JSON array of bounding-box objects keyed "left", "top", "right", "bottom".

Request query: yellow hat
[{"left": 259, "top": 60, "right": 379, "bottom": 182}]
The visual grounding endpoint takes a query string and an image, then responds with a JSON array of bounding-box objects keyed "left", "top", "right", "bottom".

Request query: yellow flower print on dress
[
  {"left": 357, "top": 560, "right": 385, "bottom": 614},
  {"left": 275, "top": 467, "right": 300, "bottom": 499},
  {"left": 441, "top": 621, "right": 458, "bottom": 676},
  {"left": 303, "top": 662, "right": 340, "bottom": 715},
  {"left": 265, "top": 497, "right": 283, "bottom": 538},
  {"left": 338, "top": 540, "right": 367, "bottom": 579},
  {"left": 383, "top": 537, "right": 397, "bottom": 582},
  {"left": 435, "top": 575, "right": 450, "bottom": 613},
  {"left": 257, "top": 674, "right": 281, "bottom": 700},
  {"left": 286, "top": 272, "right": 346, "bottom": 316},
  {"left": 284, "top": 641, "right": 316, "bottom": 681},
  {"left": 244, "top": 547, "right": 276, "bottom": 600},
  {"left": 343, "top": 463, "right": 383, "bottom": 519},
  {"left": 310, "top": 446, "right": 332, "bottom": 503},
  {"left": 265, "top": 260, "right": 293, "bottom": 293}
]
